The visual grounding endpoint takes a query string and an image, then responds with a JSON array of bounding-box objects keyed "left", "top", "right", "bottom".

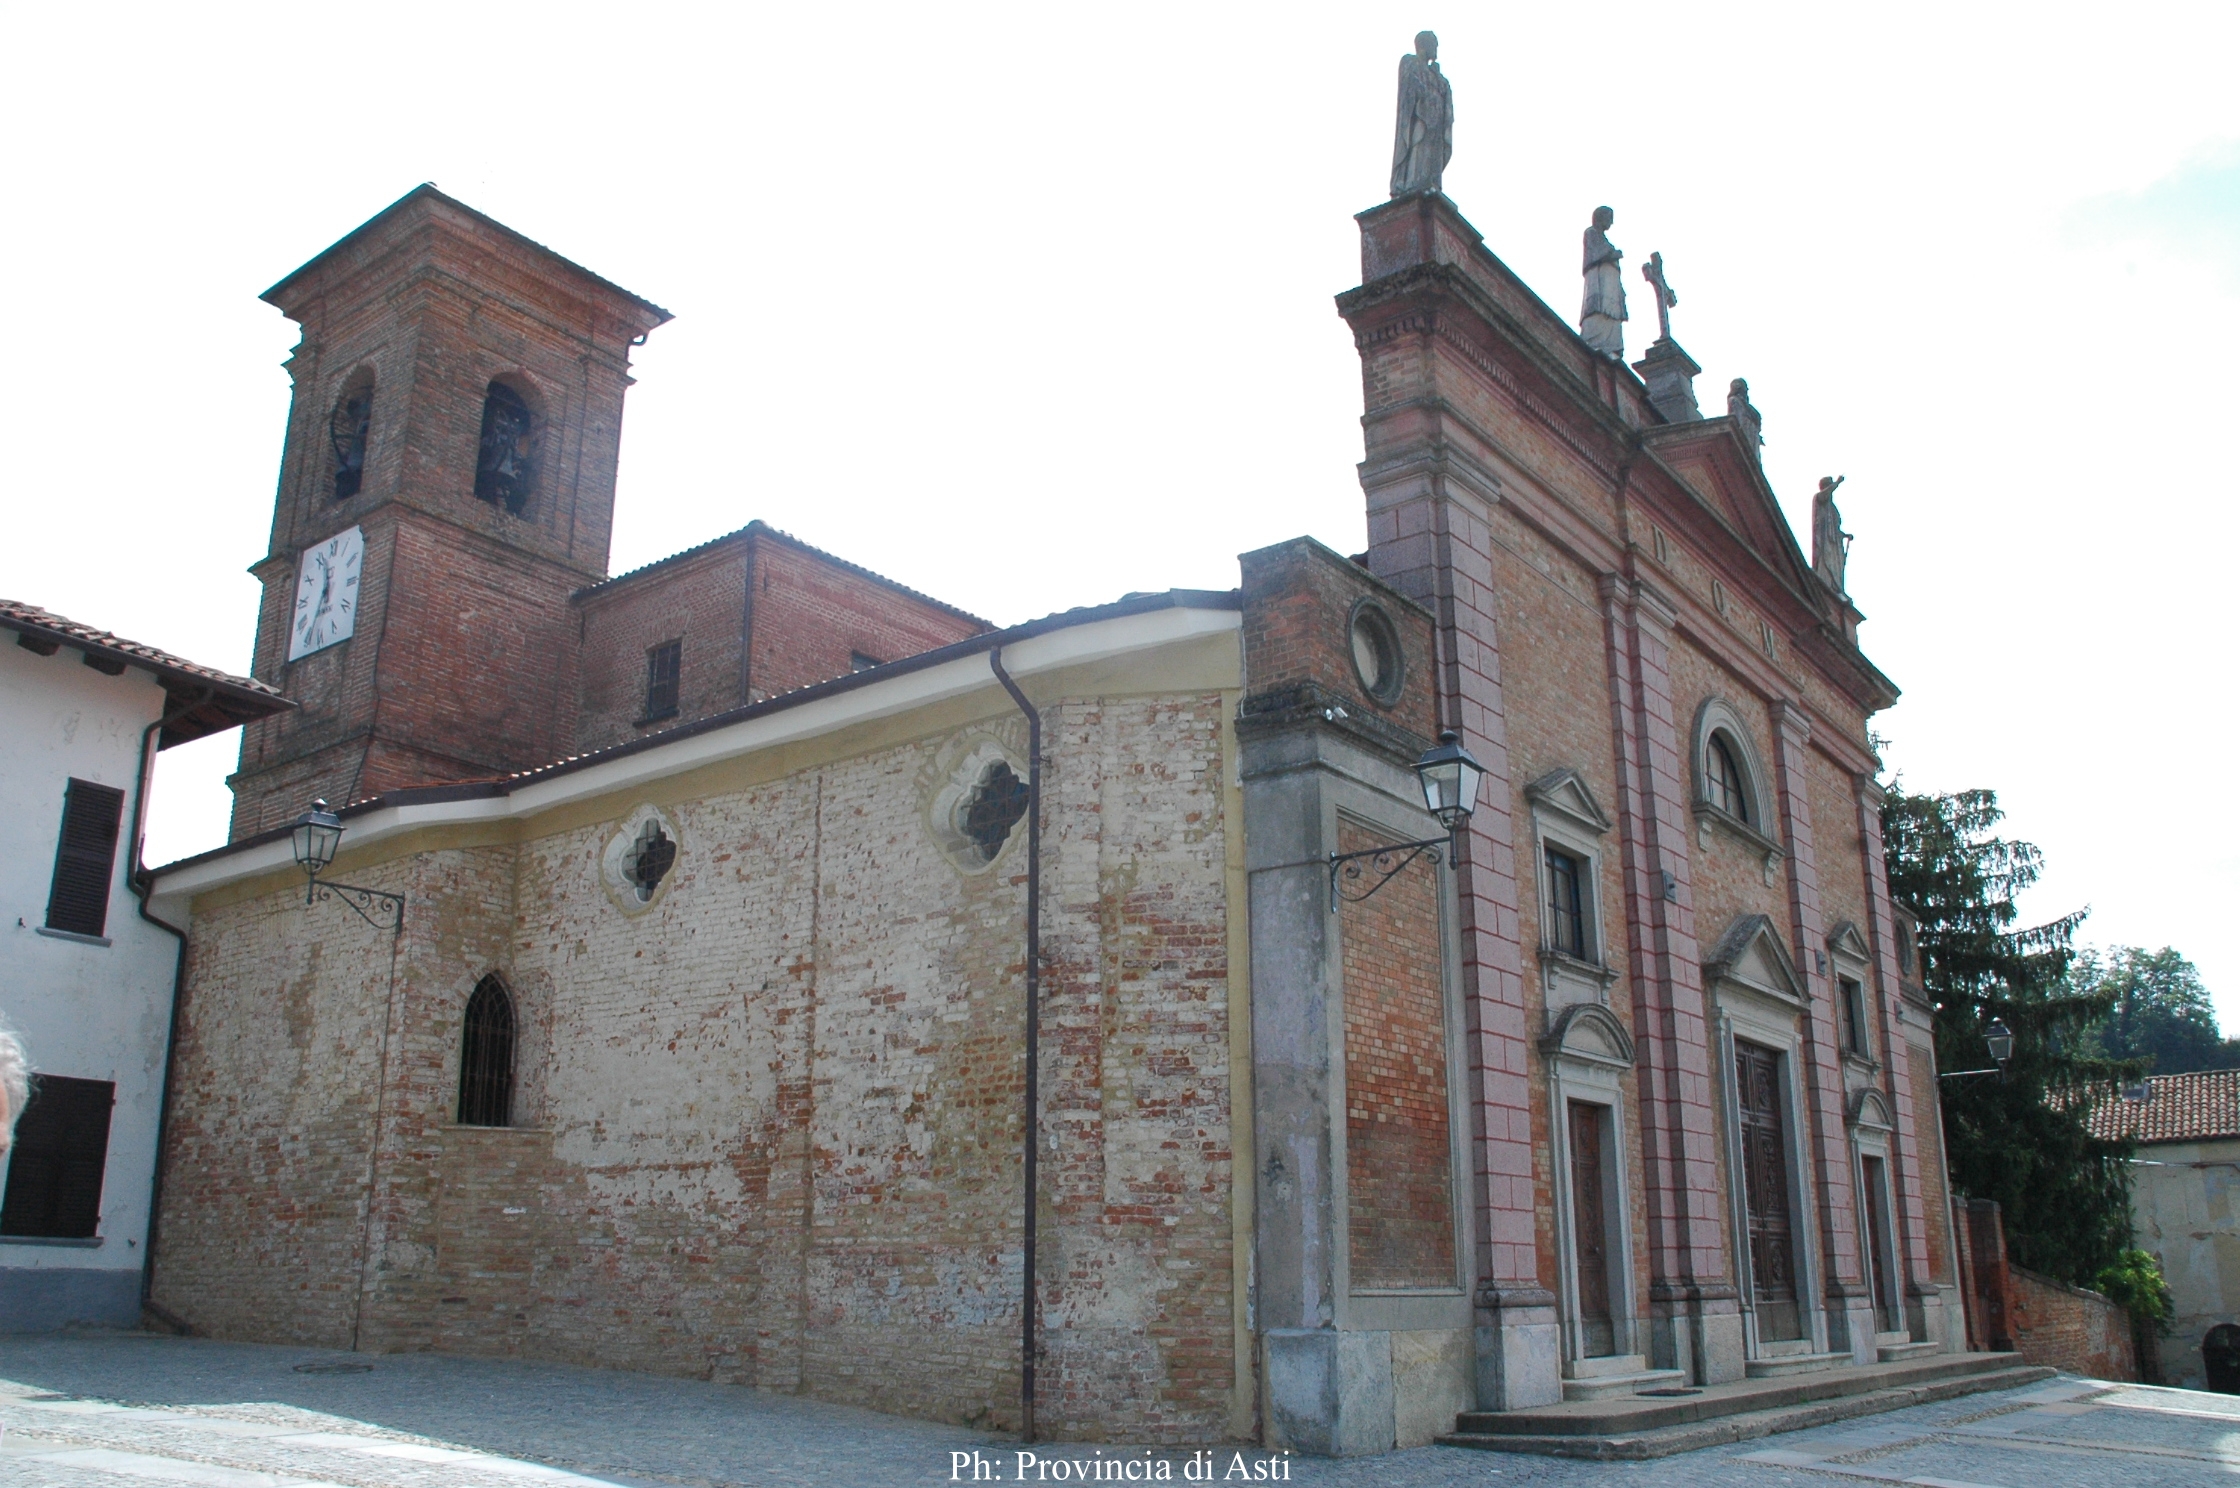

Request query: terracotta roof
[
  {"left": 0, "top": 599, "right": 292, "bottom": 747},
  {"left": 573, "top": 519, "right": 992, "bottom": 628},
  {"left": 2082, "top": 1069, "right": 2240, "bottom": 1144}
]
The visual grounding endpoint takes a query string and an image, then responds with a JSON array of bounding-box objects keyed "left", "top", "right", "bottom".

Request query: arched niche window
[
  {"left": 1708, "top": 734, "right": 1751, "bottom": 824},
  {"left": 456, "top": 974, "right": 516, "bottom": 1127},
  {"left": 330, "top": 376, "right": 373, "bottom": 501},
  {"left": 473, "top": 380, "right": 539, "bottom": 515},
  {"left": 1690, "top": 698, "right": 1782, "bottom": 875}
]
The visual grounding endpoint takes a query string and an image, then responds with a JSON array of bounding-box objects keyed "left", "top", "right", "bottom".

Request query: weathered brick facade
[{"left": 158, "top": 619, "right": 1249, "bottom": 1439}]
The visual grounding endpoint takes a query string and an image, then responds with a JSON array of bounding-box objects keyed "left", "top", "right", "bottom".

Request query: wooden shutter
[
  {"left": 0, "top": 1075, "right": 115, "bottom": 1238},
  {"left": 45, "top": 778, "right": 126, "bottom": 937}
]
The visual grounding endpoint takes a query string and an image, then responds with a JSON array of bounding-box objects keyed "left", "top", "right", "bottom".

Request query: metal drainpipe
[
  {"left": 989, "top": 647, "right": 1041, "bottom": 1442},
  {"left": 124, "top": 686, "right": 214, "bottom": 1332}
]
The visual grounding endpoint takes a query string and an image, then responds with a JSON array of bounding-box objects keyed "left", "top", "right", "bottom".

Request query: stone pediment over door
[
  {"left": 1825, "top": 920, "right": 1872, "bottom": 969},
  {"left": 1703, "top": 914, "right": 1805, "bottom": 1009},
  {"left": 1540, "top": 1003, "right": 1636, "bottom": 1071}
]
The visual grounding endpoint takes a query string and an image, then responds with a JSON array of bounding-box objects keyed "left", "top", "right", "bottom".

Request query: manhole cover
[
  {"left": 292, "top": 1360, "right": 374, "bottom": 1375},
  {"left": 1636, "top": 1387, "right": 1702, "bottom": 1397}
]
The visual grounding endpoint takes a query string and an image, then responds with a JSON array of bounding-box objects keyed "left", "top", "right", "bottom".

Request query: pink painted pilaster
[
  {"left": 1598, "top": 577, "right": 1732, "bottom": 1301},
  {"left": 1766, "top": 704, "right": 1867, "bottom": 1324}
]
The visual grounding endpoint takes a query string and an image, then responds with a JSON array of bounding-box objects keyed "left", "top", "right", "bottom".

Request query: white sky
[{"left": 3, "top": 4, "right": 2233, "bottom": 1022}]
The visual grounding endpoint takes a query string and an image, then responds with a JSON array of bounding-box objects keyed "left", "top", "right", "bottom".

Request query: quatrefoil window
[
  {"left": 622, "top": 820, "right": 676, "bottom": 902},
  {"left": 958, "top": 761, "right": 1029, "bottom": 865}
]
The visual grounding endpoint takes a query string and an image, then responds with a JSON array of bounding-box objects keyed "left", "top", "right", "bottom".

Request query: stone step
[
  {"left": 1450, "top": 1351, "right": 2034, "bottom": 1440},
  {"left": 1567, "top": 1353, "right": 1651, "bottom": 1379},
  {"left": 1439, "top": 1362, "right": 2054, "bottom": 1460},
  {"left": 1560, "top": 1368, "right": 1687, "bottom": 1402},
  {"left": 1877, "top": 1340, "right": 1941, "bottom": 1363},
  {"left": 1744, "top": 1350, "right": 1848, "bottom": 1379}
]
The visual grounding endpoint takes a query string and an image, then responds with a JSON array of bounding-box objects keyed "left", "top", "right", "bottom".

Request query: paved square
[{"left": 4, "top": 1336, "right": 2237, "bottom": 1488}]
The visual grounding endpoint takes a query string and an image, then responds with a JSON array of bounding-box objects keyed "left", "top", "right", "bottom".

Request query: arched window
[
  {"left": 330, "top": 378, "right": 373, "bottom": 500},
  {"left": 473, "top": 380, "right": 538, "bottom": 514},
  {"left": 456, "top": 975, "right": 516, "bottom": 1127},
  {"left": 1708, "top": 734, "right": 1751, "bottom": 824}
]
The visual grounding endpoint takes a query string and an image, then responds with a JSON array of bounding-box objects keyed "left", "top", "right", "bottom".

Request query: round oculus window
[{"left": 1348, "top": 601, "right": 1404, "bottom": 706}]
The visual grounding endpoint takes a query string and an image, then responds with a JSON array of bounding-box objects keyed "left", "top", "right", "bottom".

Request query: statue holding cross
[{"left": 1641, "top": 251, "right": 1678, "bottom": 343}]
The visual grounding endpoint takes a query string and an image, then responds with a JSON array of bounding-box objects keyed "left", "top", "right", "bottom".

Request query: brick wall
[
  {"left": 574, "top": 543, "right": 751, "bottom": 753},
  {"left": 572, "top": 526, "right": 989, "bottom": 756},
  {"left": 2009, "top": 1265, "right": 2138, "bottom": 1380},
  {"left": 1338, "top": 823, "right": 1455, "bottom": 1290},
  {"left": 1237, "top": 538, "right": 1437, "bottom": 740},
  {"left": 159, "top": 690, "right": 1237, "bottom": 1440}
]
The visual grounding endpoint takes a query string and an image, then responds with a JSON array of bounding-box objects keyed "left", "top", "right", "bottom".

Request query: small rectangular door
[
  {"left": 1735, "top": 1041, "right": 1802, "bottom": 1341},
  {"left": 1568, "top": 1100, "right": 1616, "bottom": 1357},
  {"left": 1862, "top": 1154, "right": 1899, "bottom": 1335}
]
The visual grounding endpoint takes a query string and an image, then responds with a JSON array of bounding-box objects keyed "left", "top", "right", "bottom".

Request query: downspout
[
  {"left": 989, "top": 647, "right": 1041, "bottom": 1442},
  {"left": 125, "top": 685, "right": 215, "bottom": 1334}
]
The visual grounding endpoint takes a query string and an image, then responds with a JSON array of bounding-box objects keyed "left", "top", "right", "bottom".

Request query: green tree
[
  {"left": 2077, "top": 946, "right": 2228, "bottom": 1074},
  {"left": 1881, "top": 788, "right": 2138, "bottom": 1285}
]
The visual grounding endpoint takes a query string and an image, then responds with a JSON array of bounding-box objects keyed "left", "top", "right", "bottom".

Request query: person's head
[
  {"left": 1730, "top": 377, "right": 1749, "bottom": 397},
  {"left": 1415, "top": 30, "right": 1438, "bottom": 61},
  {"left": 1593, "top": 205, "right": 1615, "bottom": 231},
  {"left": 0, "top": 1020, "right": 28, "bottom": 1158}
]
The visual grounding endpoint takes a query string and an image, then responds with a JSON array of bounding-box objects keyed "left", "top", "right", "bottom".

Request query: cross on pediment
[{"left": 1642, "top": 251, "right": 1678, "bottom": 342}]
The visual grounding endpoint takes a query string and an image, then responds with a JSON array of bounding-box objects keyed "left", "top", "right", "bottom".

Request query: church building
[{"left": 147, "top": 55, "right": 1971, "bottom": 1453}]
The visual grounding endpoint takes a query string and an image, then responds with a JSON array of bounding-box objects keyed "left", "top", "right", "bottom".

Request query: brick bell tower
[{"left": 228, "top": 186, "right": 671, "bottom": 840}]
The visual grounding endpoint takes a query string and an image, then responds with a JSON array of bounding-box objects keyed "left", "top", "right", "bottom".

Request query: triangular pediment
[
  {"left": 1826, "top": 920, "right": 1872, "bottom": 968},
  {"left": 1524, "top": 768, "right": 1613, "bottom": 836},
  {"left": 1703, "top": 914, "right": 1804, "bottom": 1005},
  {"left": 1641, "top": 419, "right": 1819, "bottom": 602}
]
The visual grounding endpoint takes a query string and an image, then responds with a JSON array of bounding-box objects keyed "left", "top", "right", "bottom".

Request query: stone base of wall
[
  {"left": 0, "top": 1266, "right": 140, "bottom": 1332},
  {"left": 2008, "top": 1265, "right": 2137, "bottom": 1381}
]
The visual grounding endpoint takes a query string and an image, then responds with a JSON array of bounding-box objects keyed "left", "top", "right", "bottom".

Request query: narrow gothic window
[
  {"left": 1709, "top": 734, "right": 1751, "bottom": 824},
  {"left": 644, "top": 640, "right": 681, "bottom": 720},
  {"left": 330, "top": 383, "right": 372, "bottom": 500},
  {"left": 456, "top": 976, "right": 516, "bottom": 1127},
  {"left": 958, "top": 761, "right": 1029, "bottom": 863},
  {"left": 623, "top": 819, "right": 676, "bottom": 902},
  {"left": 1545, "top": 845, "right": 1587, "bottom": 960},
  {"left": 473, "top": 381, "right": 537, "bottom": 514}
]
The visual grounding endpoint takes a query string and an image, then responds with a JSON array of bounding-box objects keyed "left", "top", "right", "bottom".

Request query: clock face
[{"left": 287, "top": 526, "right": 364, "bottom": 661}]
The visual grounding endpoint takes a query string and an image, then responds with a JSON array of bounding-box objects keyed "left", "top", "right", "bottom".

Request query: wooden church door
[
  {"left": 1735, "top": 1041, "right": 1803, "bottom": 1341},
  {"left": 1568, "top": 1101, "right": 1616, "bottom": 1356}
]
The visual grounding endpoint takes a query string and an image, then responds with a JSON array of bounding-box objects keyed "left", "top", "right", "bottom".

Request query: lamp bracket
[
  {"left": 1328, "top": 834, "right": 1453, "bottom": 913},
  {"left": 305, "top": 875, "right": 405, "bottom": 935}
]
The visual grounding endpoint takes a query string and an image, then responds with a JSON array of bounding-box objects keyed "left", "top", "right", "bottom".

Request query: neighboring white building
[
  {"left": 0, "top": 600, "right": 286, "bottom": 1330},
  {"left": 2089, "top": 1070, "right": 2240, "bottom": 1391}
]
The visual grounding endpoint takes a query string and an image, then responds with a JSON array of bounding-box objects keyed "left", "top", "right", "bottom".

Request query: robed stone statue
[
  {"left": 1580, "top": 206, "right": 1626, "bottom": 358},
  {"left": 1811, "top": 476, "right": 1851, "bottom": 592},
  {"left": 1390, "top": 32, "right": 1453, "bottom": 197}
]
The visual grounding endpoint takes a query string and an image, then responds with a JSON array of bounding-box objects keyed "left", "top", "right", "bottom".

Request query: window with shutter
[
  {"left": 643, "top": 640, "right": 681, "bottom": 721},
  {"left": 0, "top": 1075, "right": 114, "bottom": 1238},
  {"left": 44, "top": 779, "right": 125, "bottom": 938}
]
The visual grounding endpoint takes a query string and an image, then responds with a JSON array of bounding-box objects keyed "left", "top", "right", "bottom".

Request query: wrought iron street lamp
[
  {"left": 1329, "top": 731, "right": 1485, "bottom": 912},
  {"left": 291, "top": 798, "right": 404, "bottom": 934},
  {"left": 1940, "top": 1015, "right": 2018, "bottom": 1082}
]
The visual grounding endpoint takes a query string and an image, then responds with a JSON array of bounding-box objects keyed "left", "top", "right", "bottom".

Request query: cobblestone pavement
[{"left": 3, "top": 1335, "right": 2237, "bottom": 1488}]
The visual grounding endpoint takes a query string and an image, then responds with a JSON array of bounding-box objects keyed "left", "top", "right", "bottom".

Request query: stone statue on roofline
[
  {"left": 1729, "top": 378, "right": 1763, "bottom": 451},
  {"left": 1580, "top": 207, "right": 1626, "bottom": 358},
  {"left": 1390, "top": 31, "right": 1453, "bottom": 197},
  {"left": 1811, "top": 476, "right": 1851, "bottom": 593}
]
